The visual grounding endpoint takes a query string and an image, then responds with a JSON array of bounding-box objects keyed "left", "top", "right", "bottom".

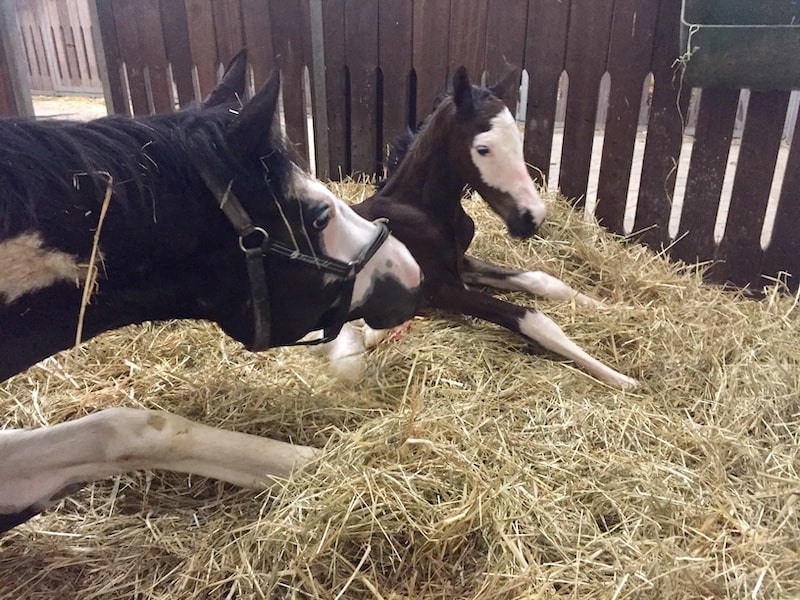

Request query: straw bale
[{"left": 1, "top": 183, "right": 799, "bottom": 599}]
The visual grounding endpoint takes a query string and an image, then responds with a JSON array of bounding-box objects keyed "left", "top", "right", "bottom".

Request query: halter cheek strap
[
  {"left": 195, "top": 167, "right": 391, "bottom": 351},
  {"left": 199, "top": 177, "right": 275, "bottom": 351}
]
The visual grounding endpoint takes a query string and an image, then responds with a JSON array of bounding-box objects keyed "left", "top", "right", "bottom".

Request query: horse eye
[
  {"left": 312, "top": 208, "right": 331, "bottom": 230},
  {"left": 476, "top": 145, "right": 490, "bottom": 156}
]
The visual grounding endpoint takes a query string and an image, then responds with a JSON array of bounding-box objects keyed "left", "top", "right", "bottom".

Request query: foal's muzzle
[{"left": 507, "top": 208, "right": 539, "bottom": 239}]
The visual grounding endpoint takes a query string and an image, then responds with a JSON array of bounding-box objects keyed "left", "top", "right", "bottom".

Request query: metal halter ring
[{"left": 238, "top": 226, "right": 269, "bottom": 253}]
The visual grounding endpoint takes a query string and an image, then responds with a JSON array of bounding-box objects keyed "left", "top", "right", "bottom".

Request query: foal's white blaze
[
  {"left": 0, "top": 232, "right": 86, "bottom": 304},
  {"left": 291, "top": 170, "right": 421, "bottom": 309},
  {"left": 471, "top": 107, "right": 547, "bottom": 226}
]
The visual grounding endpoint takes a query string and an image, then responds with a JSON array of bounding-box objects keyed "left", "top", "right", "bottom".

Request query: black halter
[{"left": 197, "top": 172, "right": 390, "bottom": 351}]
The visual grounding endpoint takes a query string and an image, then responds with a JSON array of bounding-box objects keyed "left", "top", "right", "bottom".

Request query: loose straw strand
[{"left": 76, "top": 172, "right": 113, "bottom": 346}]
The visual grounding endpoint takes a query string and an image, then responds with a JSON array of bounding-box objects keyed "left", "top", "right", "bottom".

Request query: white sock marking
[{"left": 518, "top": 310, "right": 638, "bottom": 389}]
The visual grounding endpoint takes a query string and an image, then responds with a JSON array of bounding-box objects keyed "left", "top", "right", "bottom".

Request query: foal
[
  {"left": 325, "top": 67, "right": 637, "bottom": 390},
  {"left": 0, "top": 59, "right": 421, "bottom": 532}
]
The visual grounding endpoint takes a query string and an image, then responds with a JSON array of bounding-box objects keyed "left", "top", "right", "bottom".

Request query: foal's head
[
  {"left": 189, "top": 66, "right": 421, "bottom": 349},
  {"left": 445, "top": 66, "right": 546, "bottom": 238}
]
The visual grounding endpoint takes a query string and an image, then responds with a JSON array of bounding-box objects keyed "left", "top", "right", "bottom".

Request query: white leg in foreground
[
  {"left": 0, "top": 407, "right": 318, "bottom": 521},
  {"left": 519, "top": 310, "right": 638, "bottom": 390}
]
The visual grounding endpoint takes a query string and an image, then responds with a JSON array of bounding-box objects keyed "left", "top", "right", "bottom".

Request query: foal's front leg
[
  {"left": 0, "top": 407, "right": 318, "bottom": 532},
  {"left": 433, "top": 283, "right": 638, "bottom": 390},
  {"left": 462, "top": 255, "right": 601, "bottom": 307}
]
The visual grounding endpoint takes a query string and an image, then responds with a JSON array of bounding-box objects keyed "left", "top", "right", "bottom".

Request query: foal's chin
[{"left": 493, "top": 202, "right": 542, "bottom": 239}]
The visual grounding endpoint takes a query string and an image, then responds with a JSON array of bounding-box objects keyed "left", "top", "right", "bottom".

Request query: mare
[
  {"left": 324, "top": 66, "right": 637, "bottom": 390},
  {"left": 0, "top": 54, "right": 422, "bottom": 533}
]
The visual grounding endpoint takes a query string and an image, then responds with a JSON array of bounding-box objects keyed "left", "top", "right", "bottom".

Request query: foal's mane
[
  {"left": 0, "top": 108, "right": 293, "bottom": 241},
  {"left": 377, "top": 84, "right": 497, "bottom": 191}
]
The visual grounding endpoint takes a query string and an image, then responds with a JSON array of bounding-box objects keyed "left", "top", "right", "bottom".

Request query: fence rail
[
  {"left": 15, "top": 0, "right": 102, "bottom": 94},
  {"left": 3, "top": 0, "right": 799, "bottom": 292}
]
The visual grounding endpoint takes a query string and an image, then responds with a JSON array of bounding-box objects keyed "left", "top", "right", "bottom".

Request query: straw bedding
[{"left": 1, "top": 182, "right": 798, "bottom": 599}]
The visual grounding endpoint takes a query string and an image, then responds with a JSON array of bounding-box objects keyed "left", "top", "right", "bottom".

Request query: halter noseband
[{"left": 197, "top": 171, "right": 390, "bottom": 351}]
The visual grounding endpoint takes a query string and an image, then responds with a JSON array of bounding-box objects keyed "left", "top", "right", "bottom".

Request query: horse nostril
[
  {"left": 523, "top": 210, "right": 535, "bottom": 226},
  {"left": 508, "top": 209, "right": 538, "bottom": 239}
]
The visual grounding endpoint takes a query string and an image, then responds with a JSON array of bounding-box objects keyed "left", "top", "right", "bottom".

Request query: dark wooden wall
[
  {"left": 92, "top": 0, "right": 313, "bottom": 159},
  {"left": 4, "top": 0, "right": 800, "bottom": 292},
  {"left": 1, "top": 0, "right": 34, "bottom": 115},
  {"left": 15, "top": 0, "right": 104, "bottom": 95}
]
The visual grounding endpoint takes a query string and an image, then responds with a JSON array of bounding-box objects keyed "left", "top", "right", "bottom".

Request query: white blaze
[
  {"left": 470, "top": 107, "right": 547, "bottom": 226},
  {"left": 290, "top": 170, "right": 420, "bottom": 309}
]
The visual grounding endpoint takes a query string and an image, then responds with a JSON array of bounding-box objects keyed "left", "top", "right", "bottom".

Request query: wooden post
[
  {"left": 87, "top": 0, "right": 116, "bottom": 114},
  {"left": 0, "top": 0, "right": 34, "bottom": 116},
  {"left": 308, "top": 0, "right": 330, "bottom": 178}
]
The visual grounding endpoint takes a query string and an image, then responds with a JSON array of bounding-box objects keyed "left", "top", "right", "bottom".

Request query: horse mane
[
  {"left": 376, "top": 84, "right": 495, "bottom": 190},
  {"left": 0, "top": 108, "right": 293, "bottom": 241},
  {"left": 376, "top": 128, "right": 416, "bottom": 190}
]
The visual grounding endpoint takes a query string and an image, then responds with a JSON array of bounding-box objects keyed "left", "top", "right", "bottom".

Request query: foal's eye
[
  {"left": 476, "top": 145, "right": 490, "bottom": 156},
  {"left": 312, "top": 208, "right": 331, "bottom": 230}
]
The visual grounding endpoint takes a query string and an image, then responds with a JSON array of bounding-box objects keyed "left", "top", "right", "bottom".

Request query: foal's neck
[{"left": 380, "top": 105, "right": 466, "bottom": 215}]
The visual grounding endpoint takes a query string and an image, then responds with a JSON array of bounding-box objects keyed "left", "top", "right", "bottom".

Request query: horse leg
[
  {"left": 0, "top": 407, "right": 318, "bottom": 532},
  {"left": 320, "top": 320, "right": 412, "bottom": 381},
  {"left": 318, "top": 321, "right": 369, "bottom": 381},
  {"left": 462, "top": 255, "right": 601, "bottom": 307},
  {"left": 432, "top": 283, "right": 638, "bottom": 389}
]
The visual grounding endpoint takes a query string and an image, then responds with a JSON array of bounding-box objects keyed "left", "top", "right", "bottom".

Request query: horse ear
[
  {"left": 225, "top": 70, "right": 281, "bottom": 156},
  {"left": 490, "top": 66, "right": 521, "bottom": 101},
  {"left": 202, "top": 48, "right": 249, "bottom": 109},
  {"left": 453, "top": 66, "right": 474, "bottom": 118}
]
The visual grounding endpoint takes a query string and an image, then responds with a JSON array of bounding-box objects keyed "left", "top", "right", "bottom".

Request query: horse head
[
  {"left": 449, "top": 66, "right": 546, "bottom": 239},
  {"left": 185, "top": 59, "right": 423, "bottom": 349}
]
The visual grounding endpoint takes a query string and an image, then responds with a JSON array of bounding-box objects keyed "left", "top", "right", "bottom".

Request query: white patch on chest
[{"left": 0, "top": 232, "right": 87, "bottom": 304}]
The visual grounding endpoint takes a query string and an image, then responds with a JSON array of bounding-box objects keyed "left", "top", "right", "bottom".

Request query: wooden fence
[
  {"left": 3, "top": 0, "right": 800, "bottom": 293},
  {"left": 15, "top": 0, "right": 103, "bottom": 94}
]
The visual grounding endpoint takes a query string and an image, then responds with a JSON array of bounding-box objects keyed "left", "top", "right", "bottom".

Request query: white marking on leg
[
  {"left": 321, "top": 321, "right": 368, "bottom": 381},
  {"left": 320, "top": 321, "right": 410, "bottom": 382},
  {"left": 507, "top": 272, "right": 601, "bottom": 307},
  {"left": 0, "top": 407, "right": 318, "bottom": 516},
  {"left": 0, "top": 232, "right": 88, "bottom": 303},
  {"left": 518, "top": 310, "right": 638, "bottom": 390},
  {"left": 362, "top": 324, "right": 390, "bottom": 349}
]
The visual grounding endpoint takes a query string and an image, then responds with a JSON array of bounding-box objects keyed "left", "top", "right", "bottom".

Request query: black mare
[
  {"left": 0, "top": 54, "right": 422, "bottom": 532},
  {"left": 325, "top": 67, "right": 637, "bottom": 390}
]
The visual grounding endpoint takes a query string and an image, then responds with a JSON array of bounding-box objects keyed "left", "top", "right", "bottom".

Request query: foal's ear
[
  {"left": 453, "top": 66, "right": 474, "bottom": 118},
  {"left": 490, "top": 67, "right": 521, "bottom": 101},
  {"left": 202, "top": 48, "right": 249, "bottom": 109},
  {"left": 225, "top": 70, "right": 281, "bottom": 156}
]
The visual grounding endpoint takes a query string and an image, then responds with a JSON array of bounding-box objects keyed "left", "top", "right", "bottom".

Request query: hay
[{"left": 2, "top": 183, "right": 799, "bottom": 599}]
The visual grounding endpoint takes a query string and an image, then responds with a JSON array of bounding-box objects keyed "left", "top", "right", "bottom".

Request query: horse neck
[
  {"left": 379, "top": 106, "right": 467, "bottom": 216},
  {"left": 0, "top": 117, "right": 242, "bottom": 382}
]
